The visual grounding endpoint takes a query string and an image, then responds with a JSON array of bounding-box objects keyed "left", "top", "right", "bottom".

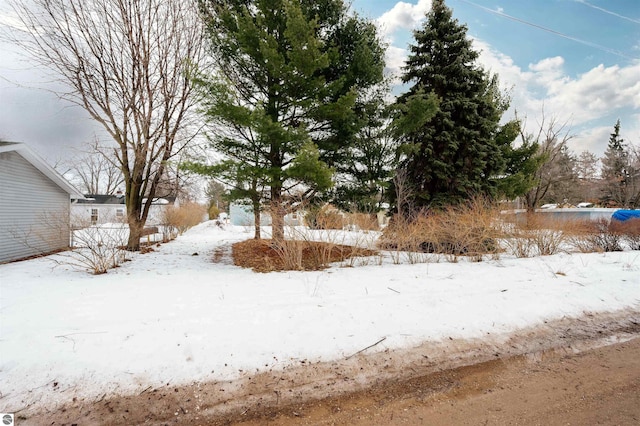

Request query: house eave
[{"left": 0, "top": 142, "right": 86, "bottom": 199}]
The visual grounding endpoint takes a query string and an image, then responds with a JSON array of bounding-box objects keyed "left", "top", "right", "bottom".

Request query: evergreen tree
[
  {"left": 192, "top": 0, "right": 385, "bottom": 239},
  {"left": 495, "top": 120, "right": 542, "bottom": 201},
  {"left": 394, "top": 0, "right": 519, "bottom": 213},
  {"left": 601, "top": 119, "right": 632, "bottom": 206},
  {"left": 331, "top": 83, "right": 410, "bottom": 214},
  {"left": 601, "top": 119, "right": 628, "bottom": 182}
]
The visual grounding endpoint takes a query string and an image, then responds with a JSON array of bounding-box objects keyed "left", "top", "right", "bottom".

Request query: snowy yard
[{"left": 1, "top": 220, "right": 639, "bottom": 415}]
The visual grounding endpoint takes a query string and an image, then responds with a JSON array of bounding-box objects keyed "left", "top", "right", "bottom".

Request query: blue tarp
[{"left": 611, "top": 210, "right": 640, "bottom": 222}]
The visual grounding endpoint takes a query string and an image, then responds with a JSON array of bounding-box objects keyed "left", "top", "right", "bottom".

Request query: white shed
[{"left": 0, "top": 142, "right": 84, "bottom": 263}]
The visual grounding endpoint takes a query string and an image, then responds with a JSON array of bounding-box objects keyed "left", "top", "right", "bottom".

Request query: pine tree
[
  {"left": 192, "top": 0, "right": 385, "bottom": 239},
  {"left": 395, "top": 0, "right": 518, "bottom": 213}
]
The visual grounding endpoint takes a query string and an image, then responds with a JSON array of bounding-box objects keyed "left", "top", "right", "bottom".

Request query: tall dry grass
[
  {"left": 161, "top": 201, "right": 206, "bottom": 240},
  {"left": 380, "top": 197, "right": 501, "bottom": 263}
]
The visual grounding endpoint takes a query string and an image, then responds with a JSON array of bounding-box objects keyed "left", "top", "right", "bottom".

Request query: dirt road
[
  {"left": 228, "top": 337, "right": 640, "bottom": 426},
  {"left": 16, "top": 311, "right": 640, "bottom": 425}
]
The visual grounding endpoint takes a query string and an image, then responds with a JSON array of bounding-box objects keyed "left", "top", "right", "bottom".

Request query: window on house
[
  {"left": 116, "top": 208, "right": 125, "bottom": 220},
  {"left": 91, "top": 208, "right": 98, "bottom": 225}
]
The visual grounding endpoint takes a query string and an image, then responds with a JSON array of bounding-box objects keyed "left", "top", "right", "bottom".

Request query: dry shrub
[
  {"left": 507, "top": 214, "right": 625, "bottom": 254},
  {"left": 344, "top": 212, "right": 380, "bottom": 231},
  {"left": 502, "top": 214, "right": 583, "bottom": 256},
  {"left": 208, "top": 204, "right": 220, "bottom": 220},
  {"left": 610, "top": 218, "right": 640, "bottom": 250},
  {"left": 306, "top": 205, "right": 344, "bottom": 230},
  {"left": 62, "top": 224, "right": 129, "bottom": 274},
  {"left": 567, "top": 218, "right": 622, "bottom": 252},
  {"left": 232, "top": 239, "right": 377, "bottom": 272},
  {"left": 381, "top": 197, "right": 500, "bottom": 262},
  {"left": 161, "top": 201, "right": 206, "bottom": 239}
]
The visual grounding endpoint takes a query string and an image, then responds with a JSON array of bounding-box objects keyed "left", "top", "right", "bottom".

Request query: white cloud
[
  {"left": 384, "top": 45, "right": 408, "bottom": 84},
  {"left": 570, "top": 125, "right": 611, "bottom": 155},
  {"left": 380, "top": 8, "right": 640, "bottom": 155},
  {"left": 469, "top": 38, "right": 640, "bottom": 155},
  {"left": 376, "top": 0, "right": 432, "bottom": 40}
]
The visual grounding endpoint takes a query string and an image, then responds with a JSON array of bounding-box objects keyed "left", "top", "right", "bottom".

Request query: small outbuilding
[{"left": 0, "top": 142, "right": 84, "bottom": 263}]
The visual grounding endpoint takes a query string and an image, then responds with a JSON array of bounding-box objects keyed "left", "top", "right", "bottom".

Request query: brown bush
[
  {"left": 510, "top": 215, "right": 625, "bottom": 254},
  {"left": 610, "top": 218, "right": 640, "bottom": 250},
  {"left": 380, "top": 197, "right": 501, "bottom": 262},
  {"left": 161, "top": 202, "right": 206, "bottom": 239}
]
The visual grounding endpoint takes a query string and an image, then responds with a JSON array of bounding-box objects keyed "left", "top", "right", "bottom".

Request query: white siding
[
  {"left": 71, "top": 204, "right": 167, "bottom": 228},
  {"left": 71, "top": 204, "right": 125, "bottom": 228},
  {"left": 0, "top": 151, "right": 71, "bottom": 263}
]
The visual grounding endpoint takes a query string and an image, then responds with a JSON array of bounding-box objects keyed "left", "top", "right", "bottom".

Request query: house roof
[
  {"left": 0, "top": 142, "right": 85, "bottom": 199},
  {"left": 77, "top": 194, "right": 176, "bottom": 205},
  {"left": 77, "top": 194, "right": 126, "bottom": 205}
]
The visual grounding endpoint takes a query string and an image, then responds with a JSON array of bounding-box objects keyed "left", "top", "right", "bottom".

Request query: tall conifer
[{"left": 396, "top": 0, "right": 516, "bottom": 212}]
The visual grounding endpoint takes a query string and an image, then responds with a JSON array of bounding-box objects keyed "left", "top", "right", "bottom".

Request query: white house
[
  {"left": 0, "top": 142, "right": 84, "bottom": 263},
  {"left": 71, "top": 194, "right": 177, "bottom": 228}
]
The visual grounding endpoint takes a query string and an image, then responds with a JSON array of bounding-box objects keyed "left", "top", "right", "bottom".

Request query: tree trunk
[
  {"left": 126, "top": 214, "right": 144, "bottom": 251},
  {"left": 252, "top": 196, "right": 261, "bottom": 240},
  {"left": 271, "top": 190, "right": 285, "bottom": 241}
]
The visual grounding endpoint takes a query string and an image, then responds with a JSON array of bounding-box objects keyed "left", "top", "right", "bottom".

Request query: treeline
[
  {"left": 11, "top": 0, "right": 638, "bottom": 247},
  {"left": 522, "top": 118, "right": 640, "bottom": 210}
]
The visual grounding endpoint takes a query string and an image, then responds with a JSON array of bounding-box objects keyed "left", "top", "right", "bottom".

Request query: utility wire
[
  {"left": 454, "top": 0, "right": 638, "bottom": 60},
  {"left": 575, "top": 0, "right": 640, "bottom": 25}
]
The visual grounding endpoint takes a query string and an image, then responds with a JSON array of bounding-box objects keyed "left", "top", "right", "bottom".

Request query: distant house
[
  {"left": 229, "top": 202, "right": 303, "bottom": 227},
  {"left": 0, "top": 142, "right": 84, "bottom": 263},
  {"left": 71, "top": 193, "right": 177, "bottom": 227}
]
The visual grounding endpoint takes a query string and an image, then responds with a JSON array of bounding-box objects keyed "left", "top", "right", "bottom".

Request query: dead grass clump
[
  {"left": 305, "top": 205, "right": 344, "bottom": 230},
  {"left": 381, "top": 197, "right": 501, "bottom": 262},
  {"left": 232, "top": 239, "right": 377, "bottom": 272}
]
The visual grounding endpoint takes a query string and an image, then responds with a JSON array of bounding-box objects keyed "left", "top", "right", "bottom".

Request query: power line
[
  {"left": 454, "top": 0, "right": 638, "bottom": 60},
  {"left": 575, "top": 0, "right": 640, "bottom": 25}
]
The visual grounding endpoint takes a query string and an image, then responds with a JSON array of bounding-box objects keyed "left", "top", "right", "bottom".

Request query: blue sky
[
  {"left": 352, "top": 0, "right": 640, "bottom": 156},
  {"left": 0, "top": 0, "right": 638, "bottom": 161}
]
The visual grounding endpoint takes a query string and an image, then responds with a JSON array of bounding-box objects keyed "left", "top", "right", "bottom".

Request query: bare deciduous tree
[
  {"left": 522, "top": 114, "right": 574, "bottom": 211},
  {"left": 57, "top": 137, "right": 124, "bottom": 195},
  {"left": 575, "top": 150, "right": 600, "bottom": 203},
  {"left": 7, "top": 0, "right": 205, "bottom": 250}
]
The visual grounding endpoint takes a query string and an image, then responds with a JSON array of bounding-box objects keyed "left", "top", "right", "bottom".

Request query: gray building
[{"left": 0, "top": 142, "right": 84, "bottom": 263}]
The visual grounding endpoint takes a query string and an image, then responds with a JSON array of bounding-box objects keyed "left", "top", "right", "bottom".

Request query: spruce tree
[
  {"left": 395, "top": 0, "right": 517, "bottom": 213},
  {"left": 601, "top": 119, "right": 628, "bottom": 182},
  {"left": 601, "top": 119, "right": 631, "bottom": 206}
]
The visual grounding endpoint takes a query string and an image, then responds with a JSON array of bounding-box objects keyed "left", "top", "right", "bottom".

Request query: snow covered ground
[{"left": 1, "top": 221, "right": 639, "bottom": 414}]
